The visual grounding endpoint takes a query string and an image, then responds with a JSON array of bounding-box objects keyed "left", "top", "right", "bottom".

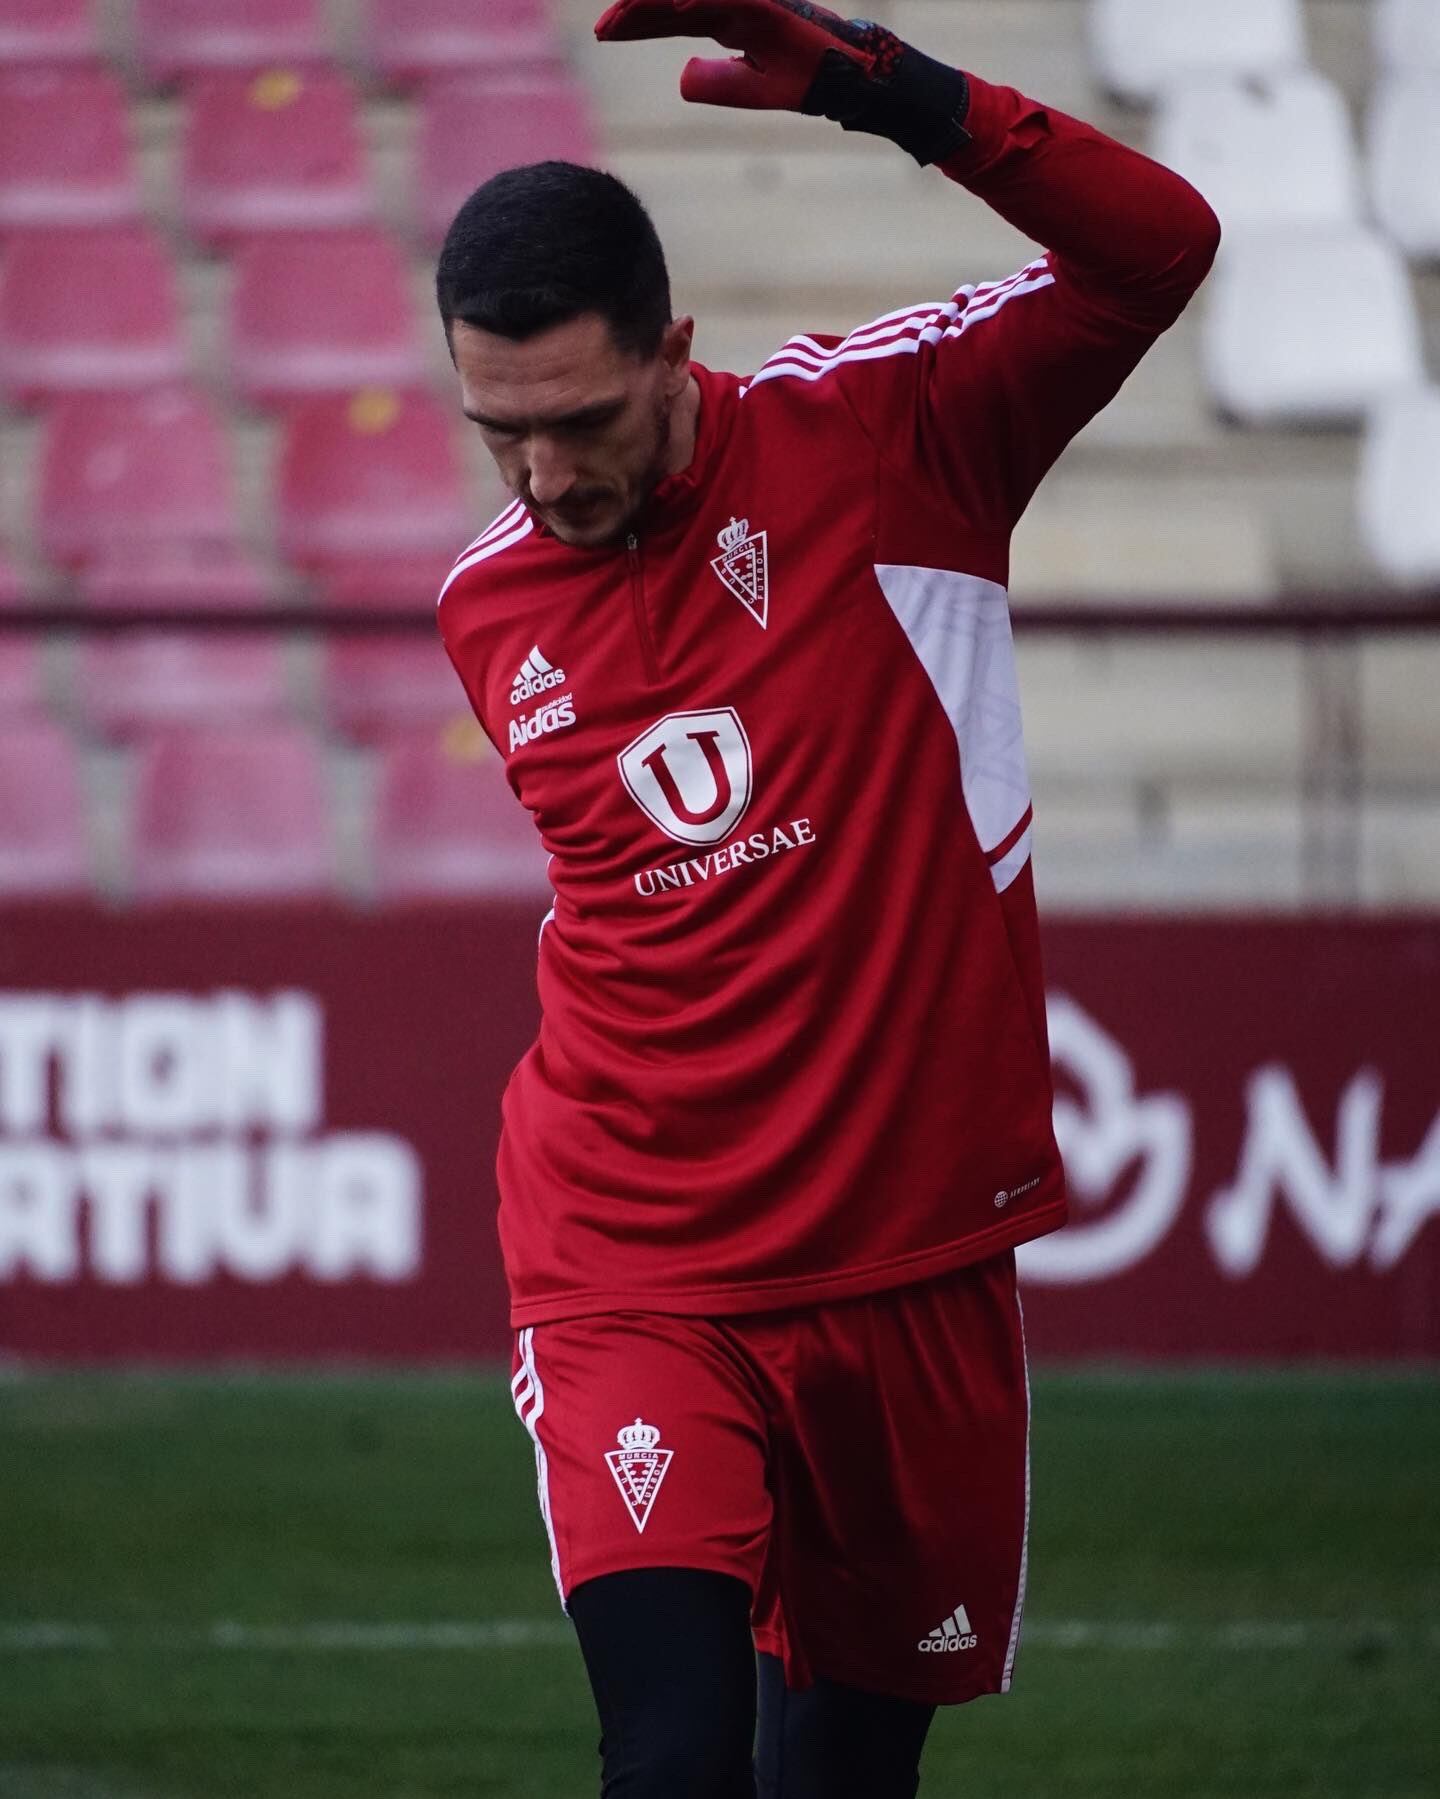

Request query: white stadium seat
[
  {"left": 1358, "top": 387, "right": 1440, "bottom": 586},
  {"left": 1202, "top": 226, "right": 1424, "bottom": 426},
  {"left": 1368, "top": 74, "right": 1440, "bottom": 261},
  {"left": 1153, "top": 71, "right": 1360, "bottom": 236},
  {"left": 1088, "top": 0, "right": 1305, "bottom": 105},
  {"left": 1374, "top": 0, "right": 1440, "bottom": 72}
]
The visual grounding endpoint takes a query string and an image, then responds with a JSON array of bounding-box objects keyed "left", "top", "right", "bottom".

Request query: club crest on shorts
[
  {"left": 710, "top": 517, "right": 769, "bottom": 629},
  {"left": 604, "top": 1417, "right": 673, "bottom": 1534}
]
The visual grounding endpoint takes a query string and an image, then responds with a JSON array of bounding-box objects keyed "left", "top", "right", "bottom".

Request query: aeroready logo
[
  {"left": 510, "top": 644, "right": 565, "bottom": 707},
  {"left": 618, "top": 708, "right": 753, "bottom": 847},
  {"left": 509, "top": 693, "right": 576, "bottom": 754}
]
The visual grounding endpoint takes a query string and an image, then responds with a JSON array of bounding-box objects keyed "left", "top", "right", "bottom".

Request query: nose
[{"left": 525, "top": 439, "right": 577, "bottom": 508}]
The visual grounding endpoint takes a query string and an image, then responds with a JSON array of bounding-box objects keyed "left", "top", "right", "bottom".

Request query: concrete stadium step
[
  {"left": 1359, "top": 635, "right": 1440, "bottom": 785},
  {"left": 1011, "top": 486, "right": 1277, "bottom": 601},
  {"left": 1030, "top": 785, "right": 1309, "bottom": 911},
  {"left": 1015, "top": 635, "right": 1308, "bottom": 782}
]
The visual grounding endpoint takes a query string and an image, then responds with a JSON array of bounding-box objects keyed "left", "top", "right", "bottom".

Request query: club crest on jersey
[
  {"left": 604, "top": 1418, "right": 673, "bottom": 1535},
  {"left": 618, "top": 708, "right": 753, "bottom": 847},
  {"left": 710, "top": 517, "right": 769, "bottom": 629}
]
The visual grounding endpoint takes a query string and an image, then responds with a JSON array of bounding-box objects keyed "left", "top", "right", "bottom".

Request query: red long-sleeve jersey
[{"left": 438, "top": 75, "right": 1220, "bottom": 1328}]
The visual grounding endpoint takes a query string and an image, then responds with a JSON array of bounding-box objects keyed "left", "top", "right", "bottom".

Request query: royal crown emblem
[
  {"left": 604, "top": 1417, "right": 674, "bottom": 1535},
  {"left": 710, "top": 516, "right": 770, "bottom": 630}
]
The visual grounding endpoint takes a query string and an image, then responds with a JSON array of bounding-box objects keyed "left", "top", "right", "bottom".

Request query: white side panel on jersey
[{"left": 874, "top": 563, "right": 1034, "bottom": 893}]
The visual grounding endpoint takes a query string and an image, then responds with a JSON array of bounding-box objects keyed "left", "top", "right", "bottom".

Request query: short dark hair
[{"left": 436, "top": 161, "right": 673, "bottom": 359}]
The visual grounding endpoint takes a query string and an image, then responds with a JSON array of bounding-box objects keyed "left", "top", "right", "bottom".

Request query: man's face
[{"left": 450, "top": 311, "right": 694, "bottom": 548}]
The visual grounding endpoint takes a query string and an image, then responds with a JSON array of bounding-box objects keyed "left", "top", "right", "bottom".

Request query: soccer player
[{"left": 435, "top": 3, "right": 1218, "bottom": 1793}]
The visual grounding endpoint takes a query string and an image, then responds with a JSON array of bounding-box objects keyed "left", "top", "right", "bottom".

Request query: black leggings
[{"left": 568, "top": 1568, "right": 936, "bottom": 1798}]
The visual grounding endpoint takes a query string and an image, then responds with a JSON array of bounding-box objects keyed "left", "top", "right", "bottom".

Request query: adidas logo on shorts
[
  {"left": 918, "top": 1604, "right": 978, "bottom": 1653},
  {"left": 510, "top": 644, "right": 566, "bottom": 707}
]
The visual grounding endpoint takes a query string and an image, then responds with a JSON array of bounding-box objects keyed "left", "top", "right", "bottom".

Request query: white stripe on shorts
[
  {"left": 1000, "top": 1291, "right": 1032, "bottom": 1692},
  {"left": 512, "top": 1327, "right": 565, "bottom": 1607}
]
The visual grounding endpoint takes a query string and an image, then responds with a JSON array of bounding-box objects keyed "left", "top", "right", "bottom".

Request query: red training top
[{"left": 438, "top": 73, "right": 1220, "bottom": 1328}]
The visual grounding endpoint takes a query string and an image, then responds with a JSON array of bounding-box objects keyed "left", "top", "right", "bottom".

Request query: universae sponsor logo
[{"left": 634, "top": 819, "right": 817, "bottom": 897}]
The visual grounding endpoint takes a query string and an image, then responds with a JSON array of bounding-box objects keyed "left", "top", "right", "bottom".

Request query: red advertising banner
[{"left": 1, "top": 906, "right": 1436, "bottom": 1361}]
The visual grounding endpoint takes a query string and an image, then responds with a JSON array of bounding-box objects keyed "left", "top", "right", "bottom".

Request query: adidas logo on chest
[{"left": 510, "top": 644, "right": 566, "bottom": 707}]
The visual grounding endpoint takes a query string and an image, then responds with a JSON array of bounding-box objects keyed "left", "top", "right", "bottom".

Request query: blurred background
[{"left": 0, "top": 1, "right": 1436, "bottom": 1795}]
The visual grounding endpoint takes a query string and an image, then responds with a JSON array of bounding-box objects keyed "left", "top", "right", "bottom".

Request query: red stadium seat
[
  {"left": 136, "top": 0, "right": 329, "bottom": 86},
  {"left": 130, "top": 725, "right": 334, "bottom": 900},
  {"left": 277, "top": 388, "right": 469, "bottom": 570},
  {"left": 372, "top": 727, "right": 550, "bottom": 899},
  {"left": 323, "top": 638, "right": 468, "bottom": 742},
  {"left": 0, "top": 0, "right": 101, "bottom": 70},
  {"left": 38, "top": 388, "right": 239, "bottom": 567},
  {"left": 0, "top": 723, "right": 91, "bottom": 897},
  {"left": 367, "top": 0, "right": 558, "bottom": 87},
  {"left": 0, "top": 547, "right": 24, "bottom": 605},
  {"left": 418, "top": 75, "right": 598, "bottom": 246},
  {"left": 0, "top": 227, "right": 186, "bottom": 408},
  {"left": 0, "top": 547, "right": 44, "bottom": 719},
  {"left": 181, "top": 69, "right": 374, "bottom": 247},
  {"left": 229, "top": 228, "right": 427, "bottom": 409},
  {"left": 77, "top": 634, "right": 290, "bottom": 740},
  {"left": 75, "top": 543, "right": 285, "bottom": 739},
  {"left": 77, "top": 540, "right": 272, "bottom": 609},
  {"left": 0, "top": 71, "right": 141, "bottom": 232},
  {"left": 0, "top": 638, "right": 45, "bottom": 717},
  {"left": 317, "top": 550, "right": 460, "bottom": 613}
]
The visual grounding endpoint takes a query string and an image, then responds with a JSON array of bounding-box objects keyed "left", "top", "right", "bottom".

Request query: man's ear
[{"left": 661, "top": 316, "right": 696, "bottom": 394}]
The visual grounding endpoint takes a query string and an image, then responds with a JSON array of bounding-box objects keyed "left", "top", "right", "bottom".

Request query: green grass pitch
[{"left": 0, "top": 1369, "right": 1436, "bottom": 1797}]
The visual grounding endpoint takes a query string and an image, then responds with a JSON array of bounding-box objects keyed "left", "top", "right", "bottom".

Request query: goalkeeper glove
[{"left": 593, "top": 0, "right": 971, "bottom": 167}]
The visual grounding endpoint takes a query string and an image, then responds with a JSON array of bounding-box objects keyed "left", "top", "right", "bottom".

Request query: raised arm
[{"left": 596, "top": 0, "right": 1221, "bottom": 525}]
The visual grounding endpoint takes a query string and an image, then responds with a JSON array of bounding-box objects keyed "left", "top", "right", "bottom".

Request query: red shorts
[{"left": 509, "top": 1254, "right": 1030, "bottom": 1706}]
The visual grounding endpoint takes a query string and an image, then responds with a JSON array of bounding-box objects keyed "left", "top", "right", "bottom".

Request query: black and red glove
[{"left": 593, "top": 0, "right": 971, "bottom": 167}]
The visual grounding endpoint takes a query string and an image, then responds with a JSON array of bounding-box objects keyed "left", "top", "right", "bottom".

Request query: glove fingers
[
  {"left": 679, "top": 52, "right": 782, "bottom": 107},
  {"left": 595, "top": 0, "right": 749, "bottom": 45}
]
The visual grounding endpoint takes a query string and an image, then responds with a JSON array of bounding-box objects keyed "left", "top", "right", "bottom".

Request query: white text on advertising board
[{"left": 0, "top": 992, "right": 421, "bottom": 1284}]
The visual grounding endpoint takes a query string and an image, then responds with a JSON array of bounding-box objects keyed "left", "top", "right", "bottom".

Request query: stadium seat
[
  {"left": 317, "top": 551, "right": 462, "bottom": 614},
  {"left": 1153, "top": 72, "right": 1359, "bottom": 237},
  {"left": 0, "top": 722, "right": 91, "bottom": 897},
  {"left": 38, "top": 388, "right": 239, "bottom": 567},
  {"left": 1375, "top": 0, "right": 1440, "bottom": 72},
  {"left": 181, "top": 70, "right": 374, "bottom": 247},
  {"left": 0, "top": 0, "right": 100, "bottom": 69},
  {"left": 1358, "top": 387, "right": 1440, "bottom": 588},
  {"left": 76, "top": 540, "right": 272, "bottom": 609},
  {"left": 0, "top": 547, "right": 24, "bottom": 606},
  {"left": 367, "top": 0, "right": 557, "bottom": 86},
  {"left": 418, "top": 76, "right": 597, "bottom": 246},
  {"left": 77, "top": 634, "right": 290, "bottom": 740},
  {"left": 1202, "top": 227, "right": 1424, "bottom": 426},
  {"left": 136, "top": 0, "right": 329, "bottom": 86},
  {"left": 75, "top": 540, "right": 284, "bottom": 741},
  {"left": 0, "top": 637, "right": 45, "bottom": 718},
  {"left": 0, "top": 227, "right": 187, "bottom": 407},
  {"left": 129, "top": 725, "right": 334, "bottom": 900},
  {"left": 276, "top": 388, "right": 470, "bottom": 570},
  {"left": 1368, "top": 75, "right": 1440, "bottom": 262},
  {"left": 372, "top": 728, "right": 550, "bottom": 900},
  {"left": 323, "top": 637, "right": 468, "bottom": 742},
  {"left": 0, "top": 71, "right": 141, "bottom": 232},
  {"left": 318, "top": 549, "right": 478, "bottom": 738},
  {"left": 228, "top": 229, "right": 427, "bottom": 409},
  {"left": 1088, "top": 0, "right": 1305, "bottom": 105}
]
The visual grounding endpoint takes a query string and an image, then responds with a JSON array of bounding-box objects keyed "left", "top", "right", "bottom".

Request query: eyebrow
[{"left": 463, "top": 399, "right": 627, "bottom": 433}]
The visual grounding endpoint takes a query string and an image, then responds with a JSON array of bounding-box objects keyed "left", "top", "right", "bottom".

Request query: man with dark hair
[{"left": 436, "top": 4, "right": 1219, "bottom": 1794}]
